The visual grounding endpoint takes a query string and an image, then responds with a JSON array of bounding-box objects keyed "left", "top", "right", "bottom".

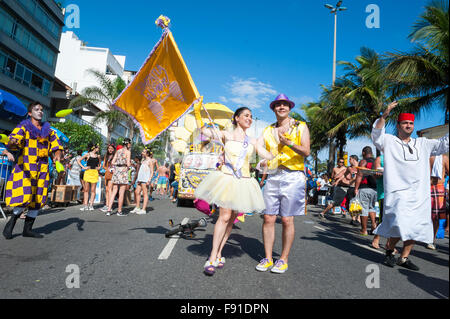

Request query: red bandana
[{"left": 398, "top": 113, "right": 415, "bottom": 122}]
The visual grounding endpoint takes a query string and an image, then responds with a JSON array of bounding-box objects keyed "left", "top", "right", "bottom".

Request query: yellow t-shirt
[
  {"left": 263, "top": 120, "right": 306, "bottom": 171},
  {"left": 174, "top": 163, "right": 181, "bottom": 181}
]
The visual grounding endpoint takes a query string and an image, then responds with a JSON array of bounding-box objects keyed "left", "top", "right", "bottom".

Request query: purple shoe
[
  {"left": 216, "top": 257, "right": 226, "bottom": 269},
  {"left": 204, "top": 260, "right": 217, "bottom": 276}
]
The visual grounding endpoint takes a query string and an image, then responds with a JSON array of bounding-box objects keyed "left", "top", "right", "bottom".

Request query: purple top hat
[{"left": 270, "top": 94, "right": 295, "bottom": 110}]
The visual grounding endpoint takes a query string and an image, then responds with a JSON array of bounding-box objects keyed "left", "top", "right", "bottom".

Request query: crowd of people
[
  {"left": 56, "top": 139, "right": 182, "bottom": 216},
  {"left": 1, "top": 97, "right": 449, "bottom": 277}
]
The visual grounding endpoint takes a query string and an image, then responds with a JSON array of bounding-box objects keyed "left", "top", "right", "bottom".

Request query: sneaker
[
  {"left": 80, "top": 206, "right": 88, "bottom": 211},
  {"left": 88, "top": 206, "right": 94, "bottom": 211},
  {"left": 426, "top": 243, "right": 436, "bottom": 250},
  {"left": 397, "top": 257, "right": 420, "bottom": 271},
  {"left": 131, "top": 207, "right": 142, "bottom": 214},
  {"left": 106, "top": 211, "right": 111, "bottom": 216},
  {"left": 271, "top": 260, "right": 288, "bottom": 274},
  {"left": 100, "top": 206, "right": 108, "bottom": 212},
  {"left": 117, "top": 212, "right": 126, "bottom": 217},
  {"left": 136, "top": 208, "right": 146, "bottom": 215},
  {"left": 255, "top": 258, "right": 274, "bottom": 272},
  {"left": 384, "top": 251, "right": 397, "bottom": 268}
]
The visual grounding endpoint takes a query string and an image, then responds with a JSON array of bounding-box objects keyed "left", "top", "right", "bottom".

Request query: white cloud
[
  {"left": 223, "top": 77, "right": 277, "bottom": 109},
  {"left": 218, "top": 96, "right": 228, "bottom": 103}
]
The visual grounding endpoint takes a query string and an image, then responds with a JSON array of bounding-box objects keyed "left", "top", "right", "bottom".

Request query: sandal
[
  {"left": 216, "top": 257, "right": 226, "bottom": 269},
  {"left": 204, "top": 260, "right": 217, "bottom": 276},
  {"left": 359, "top": 232, "right": 369, "bottom": 236}
]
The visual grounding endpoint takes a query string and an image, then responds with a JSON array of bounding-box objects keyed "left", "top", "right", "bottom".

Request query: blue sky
[{"left": 62, "top": 0, "right": 446, "bottom": 159}]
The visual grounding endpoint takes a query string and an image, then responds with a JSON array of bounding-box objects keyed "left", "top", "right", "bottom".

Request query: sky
[{"left": 61, "top": 0, "right": 446, "bottom": 161}]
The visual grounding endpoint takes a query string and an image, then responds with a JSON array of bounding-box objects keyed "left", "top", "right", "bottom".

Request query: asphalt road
[{"left": 0, "top": 196, "right": 448, "bottom": 300}]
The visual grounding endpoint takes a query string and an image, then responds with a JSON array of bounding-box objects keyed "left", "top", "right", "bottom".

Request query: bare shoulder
[{"left": 221, "top": 130, "right": 233, "bottom": 141}]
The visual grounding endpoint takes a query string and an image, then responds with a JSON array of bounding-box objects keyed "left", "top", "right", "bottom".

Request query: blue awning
[
  {"left": 0, "top": 89, "right": 27, "bottom": 117},
  {"left": 51, "top": 126, "right": 69, "bottom": 143}
]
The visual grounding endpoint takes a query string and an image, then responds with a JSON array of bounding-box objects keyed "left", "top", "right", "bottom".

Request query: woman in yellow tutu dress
[{"left": 193, "top": 100, "right": 274, "bottom": 276}]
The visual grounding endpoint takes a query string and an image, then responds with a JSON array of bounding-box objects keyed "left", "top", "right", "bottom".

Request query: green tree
[
  {"left": 51, "top": 120, "right": 103, "bottom": 153},
  {"left": 68, "top": 69, "right": 133, "bottom": 143},
  {"left": 322, "top": 47, "right": 405, "bottom": 157},
  {"left": 300, "top": 101, "right": 332, "bottom": 174},
  {"left": 385, "top": 0, "right": 449, "bottom": 122}
]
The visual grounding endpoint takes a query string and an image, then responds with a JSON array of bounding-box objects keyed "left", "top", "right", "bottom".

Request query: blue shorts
[{"left": 157, "top": 176, "right": 168, "bottom": 186}]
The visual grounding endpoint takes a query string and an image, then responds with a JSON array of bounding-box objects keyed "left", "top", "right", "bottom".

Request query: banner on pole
[{"left": 113, "top": 30, "right": 200, "bottom": 144}]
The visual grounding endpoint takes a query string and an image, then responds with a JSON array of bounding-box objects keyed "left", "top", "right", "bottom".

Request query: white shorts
[{"left": 262, "top": 169, "right": 306, "bottom": 217}]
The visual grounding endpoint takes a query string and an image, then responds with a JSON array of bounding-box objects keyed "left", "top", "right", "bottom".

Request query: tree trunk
[{"left": 314, "top": 151, "right": 318, "bottom": 174}]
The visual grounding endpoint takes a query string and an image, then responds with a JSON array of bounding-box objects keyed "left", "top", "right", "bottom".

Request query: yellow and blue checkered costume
[{"left": 5, "top": 120, "right": 63, "bottom": 210}]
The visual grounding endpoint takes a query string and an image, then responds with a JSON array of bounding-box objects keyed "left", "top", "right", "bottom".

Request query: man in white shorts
[{"left": 255, "top": 94, "right": 310, "bottom": 274}]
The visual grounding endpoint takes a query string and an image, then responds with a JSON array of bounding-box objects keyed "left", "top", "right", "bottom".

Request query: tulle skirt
[{"left": 194, "top": 171, "right": 265, "bottom": 213}]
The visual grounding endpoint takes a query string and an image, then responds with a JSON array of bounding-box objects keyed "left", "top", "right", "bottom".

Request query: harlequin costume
[{"left": 3, "top": 119, "right": 63, "bottom": 239}]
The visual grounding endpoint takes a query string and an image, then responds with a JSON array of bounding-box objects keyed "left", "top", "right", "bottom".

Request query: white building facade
[{"left": 55, "top": 31, "right": 130, "bottom": 142}]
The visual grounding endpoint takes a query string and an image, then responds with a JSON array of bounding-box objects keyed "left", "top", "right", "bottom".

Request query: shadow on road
[
  {"left": 129, "top": 225, "right": 171, "bottom": 235},
  {"left": 34, "top": 217, "right": 85, "bottom": 234},
  {"left": 301, "top": 230, "right": 383, "bottom": 264},
  {"left": 184, "top": 233, "right": 280, "bottom": 262},
  {"left": 398, "top": 269, "right": 449, "bottom": 299}
]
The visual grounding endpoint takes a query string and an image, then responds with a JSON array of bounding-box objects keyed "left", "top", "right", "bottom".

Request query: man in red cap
[{"left": 371, "top": 101, "right": 449, "bottom": 271}]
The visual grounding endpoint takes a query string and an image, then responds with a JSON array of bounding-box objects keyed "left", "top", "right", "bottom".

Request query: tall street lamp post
[
  {"left": 324, "top": 1, "right": 347, "bottom": 86},
  {"left": 324, "top": 1, "right": 347, "bottom": 174}
]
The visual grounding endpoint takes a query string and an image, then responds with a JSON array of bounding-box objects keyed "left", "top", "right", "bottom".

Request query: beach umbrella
[
  {"left": 0, "top": 89, "right": 27, "bottom": 117},
  {"left": 184, "top": 103, "right": 234, "bottom": 133}
]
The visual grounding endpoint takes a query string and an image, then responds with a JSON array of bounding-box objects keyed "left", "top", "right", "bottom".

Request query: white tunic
[{"left": 371, "top": 119, "right": 449, "bottom": 243}]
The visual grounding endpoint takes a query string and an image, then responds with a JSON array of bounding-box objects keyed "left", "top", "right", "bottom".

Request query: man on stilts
[{"left": 3, "top": 102, "right": 63, "bottom": 239}]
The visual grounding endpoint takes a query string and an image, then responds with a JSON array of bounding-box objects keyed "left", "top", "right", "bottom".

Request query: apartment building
[
  {"left": 55, "top": 31, "right": 131, "bottom": 141},
  {"left": 0, "top": 0, "right": 64, "bottom": 131}
]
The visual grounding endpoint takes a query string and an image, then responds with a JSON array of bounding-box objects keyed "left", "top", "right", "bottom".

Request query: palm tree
[
  {"left": 300, "top": 101, "right": 332, "bottom": 174},
  {"left": 384, "top": 0, "right": 449, "bottom": 122},
  {"left": 322, "top": 47, "right": 402, "bottom": 156},
  {"left": 68, "top": 69, "right": 132, "bottom": 143}
]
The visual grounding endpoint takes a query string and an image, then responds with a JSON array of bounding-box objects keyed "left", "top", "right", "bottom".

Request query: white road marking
[
  {"left": 158, "top": 218, "right": 189, "bottom": 260},
  {"left": 313, "top": 226, "right": 384, "bottom": 255}
]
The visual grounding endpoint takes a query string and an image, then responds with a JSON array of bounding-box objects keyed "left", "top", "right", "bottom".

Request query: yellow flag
[{"left": 113, "top": 30, "right": 200, "bottom": 144}]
